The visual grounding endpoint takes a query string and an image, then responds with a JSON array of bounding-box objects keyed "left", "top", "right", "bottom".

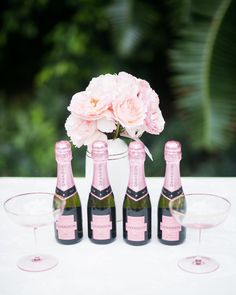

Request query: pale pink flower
[
  {"left": 113, "top": 95, "right": 146, "bottom": 130},
  {"left": 65, "top": 114, "right": 99, "bottom": 148},
  {"left": 137, "top": 78, "right": 165, "bottom": 134},
  {"left": 116, "top": 72, "right": 139, "bottom": 99},
  {"left": 97, "top": 117, "right": 116, "bottom": 133},
  {"left": 138, "top": 79, "right": 160, "bottom": 106},
  {"left": 86, "top": 73, "right": 117, "bottom": 98},
  {"left": 68, "top": 89, "right": 112, "bottom": 121},
  {"left": 144, "top": 100, "right": 165, "bottom": 135}
]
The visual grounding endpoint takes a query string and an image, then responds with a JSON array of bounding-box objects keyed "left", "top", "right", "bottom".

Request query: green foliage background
[{"left": 0, "top": 0, "right": 235, "bottom": 177}]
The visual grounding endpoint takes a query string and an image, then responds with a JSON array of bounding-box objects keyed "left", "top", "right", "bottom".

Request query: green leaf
[{"left": 170, "top": 0, "right": 236, "bottom": 151}]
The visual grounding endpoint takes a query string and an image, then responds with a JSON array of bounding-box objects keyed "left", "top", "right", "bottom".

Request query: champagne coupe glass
[
  {"left": 3, "top": 192, "right": 65, "bottom": 272},
  {"left": 169, "top": 193, "right": 231, "bottom": 274}
]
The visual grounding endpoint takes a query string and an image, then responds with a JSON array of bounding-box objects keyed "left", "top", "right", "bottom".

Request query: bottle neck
[
  {"left": 128, "top": 160, "right": 146, "bottom": 192},
  {"left": 92, "top": 161, "right": 110, "bottom": 190},
  {"left": 56, "top": 161, "right": 75, "bottom": 191},
  {"left": 163, "top": 160, "right": 182, "bottom": 192}
]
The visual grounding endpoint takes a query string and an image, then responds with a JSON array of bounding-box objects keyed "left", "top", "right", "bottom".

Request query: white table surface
[{"left": 0, "top": 177, "right": 236, "bottom": 295}]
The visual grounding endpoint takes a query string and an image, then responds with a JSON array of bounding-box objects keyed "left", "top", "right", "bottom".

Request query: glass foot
[
  {"left": 17, "top": 254, "right": 58, "bottom": 272},
  {"left": 178, "top": 255, "right": 219, "bottom": 274}
]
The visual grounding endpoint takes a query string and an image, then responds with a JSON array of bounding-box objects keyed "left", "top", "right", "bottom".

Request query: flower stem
[{"left": 114, "top": 123, "right": 120, "bottom": 139}]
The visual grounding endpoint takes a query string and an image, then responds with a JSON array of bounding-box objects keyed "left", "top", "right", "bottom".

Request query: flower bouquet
[
  {"left": 65, "top": 71, "right": 165, "bottom": 221},
  {"left": 65, "top": 71, "right": 165, "bottom": 149}
]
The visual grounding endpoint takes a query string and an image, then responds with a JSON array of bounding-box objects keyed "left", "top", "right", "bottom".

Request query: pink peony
[
  {"left": 116, "top": 72, "right": 139, "bottom": 99},
  {"left": 113, "top": 95, "right": 146, "bottom": 129},
  {"left": 86, "top": 73, "right": 117, "bottom": 98},
  {"left": 68, "top": 89, "right": 112, "bottom": 121},
  {"left": 113, "top": 72, "right": 147, "bottom": 137},
  {"left": 138, "top": 79, "right": 159, "bottom": 106},
  {"left": 65, "top": 114, "right": 106, "bottom": 148},
  {"left": 144, "top": 100, "right": 165, "bottom": 135},
  {"left": 137, "top": 78, "right": 165, "bottom": 135},
  {"left": 97, "top": 117, "right": 116, "bottom": 133}
]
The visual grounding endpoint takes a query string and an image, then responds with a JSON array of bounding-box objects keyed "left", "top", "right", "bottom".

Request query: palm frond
[
  {"left": 170, "top": 0, "right": 236, "bottom": 151},
  {"left": 106, "top": 0, "right": 158, "bottom": 56}
]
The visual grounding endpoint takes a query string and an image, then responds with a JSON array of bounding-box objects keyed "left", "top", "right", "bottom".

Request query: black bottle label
[
  {"left": 90, "top": 185, "right": 112, "bottom": 200},
  {"left": 56, "top": 185, "right": 77, "bottom": 199},
  {"left": 158, "top": 186, "right": 186, "bottom": 245},
  {"left": 126, "top": 187, "right": 148, "bottom": 201},
  {"left": 161, "top": 187, "right": 183, "bottom": 200}
]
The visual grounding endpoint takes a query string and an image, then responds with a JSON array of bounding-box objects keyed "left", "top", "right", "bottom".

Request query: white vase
[{"left": 85, "top": 138, "right": 129, "bottom": 222}]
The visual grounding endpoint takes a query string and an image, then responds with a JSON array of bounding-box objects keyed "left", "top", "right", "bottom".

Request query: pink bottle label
[
  {"left": 160, "top": 215, "right": 181, "bottom": 241},
  {"left": 91, "top": 214, "right": 112, "bottom": 240},
  {"left": 56, "top": 215, "right": 77, "bottom": 240},
  {"left": 126, "top": 216, "right": 147, "bottom": 242}
]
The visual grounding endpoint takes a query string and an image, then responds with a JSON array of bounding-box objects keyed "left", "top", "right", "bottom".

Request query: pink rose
[
  {"left": 113, "top": 95, "right": 146, "bottom": 130},
  {"left": 138, "top": 79, "right": 160, "bottom": 106},
  {"left": 117, "top": 72, "right": 139, "bottom": 99},
  {"left": 65, "top": 114, "right": 106, "bottom": 148},
  {"left": 144, "top": 100, "right": 165, "bottom": 135},
  {"left": 113, "top": 72, "right": 146, "bottom": 137},
  {"left": 137, "top": 78, "right": 165, "bottom": 135},
  {"left": 68, "top": 89, "right": 112, "bottom": 121},
  {"left": 86, "top": 73, "right": 117, "bottom": 98},
  {"left": 97, "top": 117, "right": 116, "bottom": 133}
]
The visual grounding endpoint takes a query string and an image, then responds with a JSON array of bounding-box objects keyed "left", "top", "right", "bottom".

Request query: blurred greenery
[{"left": 0, "top": 0, "right": 235, "bottom": 177}]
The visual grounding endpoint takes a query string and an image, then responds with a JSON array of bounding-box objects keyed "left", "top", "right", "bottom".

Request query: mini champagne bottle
[
  {"left": 158, "top": 140, "right": 186, "bottom": 245},
  {"left": 87, "top": 141, "right": 116, "bottom": 244},
  {"left": 123, "top": 141, "right": 152, "bottom": 246},
  {"left": 54, "top": 141, "right": 83, "bottom": 244}
]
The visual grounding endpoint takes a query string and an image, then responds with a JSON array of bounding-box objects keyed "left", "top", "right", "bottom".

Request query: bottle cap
[
  {"left": 92, "top": 140, "right": 108, "bottom": 161},
  {"left": 128, "top": 141, "right": 145, "bottom": 160},
  {"left": 55, "top": 140, "right": 72, "bottom": 162},
  {"left": 164, "top": 140, "right": 182, "bottom": 162}
]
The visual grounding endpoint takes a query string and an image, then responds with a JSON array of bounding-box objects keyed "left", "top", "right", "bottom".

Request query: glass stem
[
  {"left": 194, "top": 228, "right": 203, "bottom": 265},
  {"left": 32, "top": 227, "right": 41, "bottom": 262}
]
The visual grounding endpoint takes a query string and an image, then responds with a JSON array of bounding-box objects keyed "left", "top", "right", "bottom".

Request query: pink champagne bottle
[
  {"left": 87, "top": 141, "right": 116, "bottom": 244},
  {"left": 54, "top": 141, "right": 83, "bottom": 244},
  {"left": 123, "top": 141, "right": 152, "bottom": 246},
  {"left": 158, "top": 140, "right": 186, "bottom": 245}
]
